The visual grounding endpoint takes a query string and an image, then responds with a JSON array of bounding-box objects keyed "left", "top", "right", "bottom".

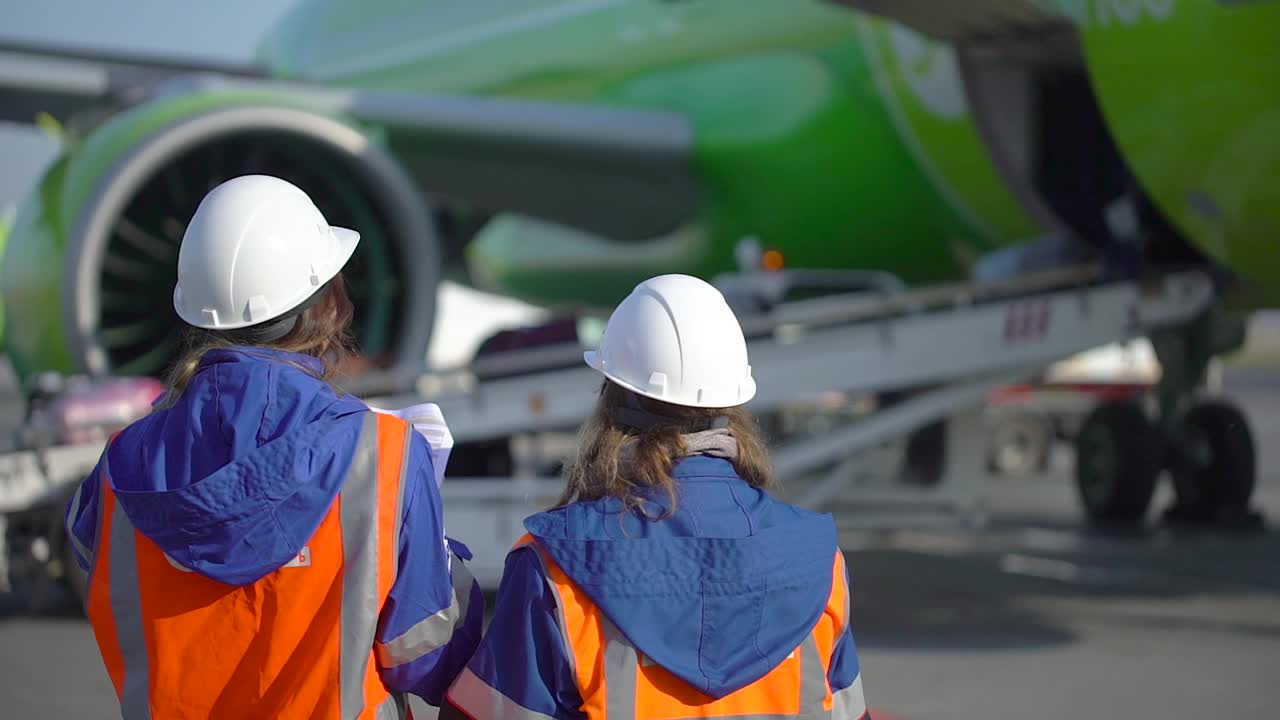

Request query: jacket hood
[
  {"left": 523, "top": 456, "right": 838, "bottom": 699},
  {"left": 103, "top": 347, "right": 370, "bottom": 586}
]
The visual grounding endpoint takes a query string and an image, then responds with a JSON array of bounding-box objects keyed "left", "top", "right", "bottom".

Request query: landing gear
[
  {"left": 1074, "top": 402, "right": 1162, "bottom": 524},
  {"left": 1151, "top": 308, "right": 1262, "bottom": 530},
  {"left": 1072, "top": 308, "right": 1262, "bottom": 530},
  {"left": 1165, "top": 400, "right": 1259, "bottom": 528}
]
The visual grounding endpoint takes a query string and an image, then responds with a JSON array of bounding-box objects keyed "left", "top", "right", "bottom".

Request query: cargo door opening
[{"left": 959, "top": 34, "right": 1205, "bottom": 271}]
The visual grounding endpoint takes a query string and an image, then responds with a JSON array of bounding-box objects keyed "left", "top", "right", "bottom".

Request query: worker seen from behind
[
  {"left": 442, "top": 274, "right": 870, "bottom": 719},
  {"left": 64, "top": 174, "right": 483, "bottom": 719}
]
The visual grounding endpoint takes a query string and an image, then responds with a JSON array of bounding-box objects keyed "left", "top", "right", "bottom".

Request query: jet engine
[{"left": 1, "top": 99, "right": 440, "bottom": 388}]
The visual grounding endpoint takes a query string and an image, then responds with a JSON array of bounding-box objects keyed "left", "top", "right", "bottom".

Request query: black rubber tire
[
  {"left": 1074, "top": 402, "right": 1162, "bottom": 524},
  {"left": 877, "top": 389, "right": 948, "bottom": 487},
  {"left": 1168, "top": 400, "right": 1256, "bottom": 523},
  {"left": 988, "top": 412, "right": 1053, "bottom": 479}
]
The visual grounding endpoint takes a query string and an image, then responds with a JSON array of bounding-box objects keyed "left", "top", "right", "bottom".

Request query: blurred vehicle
[{"left": 1, "top": 374, "right": 162, "bottom": 610}]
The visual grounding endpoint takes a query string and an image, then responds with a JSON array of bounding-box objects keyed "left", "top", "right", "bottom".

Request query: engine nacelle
[{"left": 1, "top": 91, "right": 439, "bottom": 388}]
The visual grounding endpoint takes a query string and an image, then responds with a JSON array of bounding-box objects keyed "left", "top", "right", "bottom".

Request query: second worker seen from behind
[{"left": 442, "top": 274, "right": 871, "bottom": 720}]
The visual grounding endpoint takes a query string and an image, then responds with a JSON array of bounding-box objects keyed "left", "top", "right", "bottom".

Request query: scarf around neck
[{"left": 617, "top": 427, "right": 739, "bottom": 465}]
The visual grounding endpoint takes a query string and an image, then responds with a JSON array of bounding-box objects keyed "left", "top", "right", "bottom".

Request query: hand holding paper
[{"left": 366, "top": 402, "right": 453, "bottom": 490}]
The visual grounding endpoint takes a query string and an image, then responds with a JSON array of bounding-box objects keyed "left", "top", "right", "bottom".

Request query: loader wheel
[
  {"left": 989, "top": 412, "right": 1052, "bottom": 479},
  {"left": 1074, "top": 402, "right": 1162, "bottom": 525}
]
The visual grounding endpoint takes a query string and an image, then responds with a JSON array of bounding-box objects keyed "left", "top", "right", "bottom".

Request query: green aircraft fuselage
[
  {"left": 0, "top": 0, "right": 1276, "bottom": 382},
  {"left": 265, "top": 0, "right": 1043, "bottom": 300},
  {"left": 255, "top": 0, "right": 1278, "bottom": 306}
]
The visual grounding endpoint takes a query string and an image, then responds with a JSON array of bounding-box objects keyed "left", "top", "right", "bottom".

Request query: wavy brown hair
[
  {"left": 557, "top": 380, "right": 775, "bottom": 516},
  {"left": 156, "top": 274, "right": 357, "bottom": 409}
]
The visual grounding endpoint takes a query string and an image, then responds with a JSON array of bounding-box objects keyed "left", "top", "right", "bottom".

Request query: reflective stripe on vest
[
  {"left": 85, "top": 412, "right": 416, "bottom": 720},
  {"left": 502, "top": 534, "right": 868, "bottom": 720},
  {"left": 376, "top": 541, "right": 474, "bottom": 668},
  {"left": 65, "top": 478, "right": 95, "bottom": 568}
]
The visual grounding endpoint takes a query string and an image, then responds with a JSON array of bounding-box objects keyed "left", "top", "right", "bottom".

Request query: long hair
[
  {"left": 557, "top": 380, "right": 774, "bottom": 516},
  {"left": 156, "top": 273, "right": 357, "bottom": 409}
]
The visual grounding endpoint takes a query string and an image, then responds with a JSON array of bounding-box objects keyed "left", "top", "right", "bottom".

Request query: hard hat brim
[
  {"left": 173, "top": 224, "right": 361, "bottom": 330},
  {"left": 329, "top": 225, "right": 361, "bottom": 279},
  {"left": 583, "top": 350, "right": 758, "bottom": 409}
]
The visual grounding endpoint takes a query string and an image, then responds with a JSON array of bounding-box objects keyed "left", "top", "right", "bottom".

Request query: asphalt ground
[{"left": 1, "top": 370, "right": 1277, "bottom": 719}]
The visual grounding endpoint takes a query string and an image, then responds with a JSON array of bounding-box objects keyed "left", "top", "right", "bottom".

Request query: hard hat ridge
[
  {"left": 585, "top": 274, "right": 756, "bottom": 409},
  {"left": 172, "top": 174, "right": 360, "bottom": 333}
]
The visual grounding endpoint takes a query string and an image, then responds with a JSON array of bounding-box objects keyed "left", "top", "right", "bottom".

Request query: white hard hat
[
  {"left": 172, "top": 174, "right": 360, "bottom": 331},
  {"left": 584, "top": 274, "right": 756, "bottom": 408}
]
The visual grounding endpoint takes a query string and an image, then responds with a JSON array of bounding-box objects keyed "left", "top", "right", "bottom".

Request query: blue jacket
[
  {"left": 64, "top": 346, "right": 483, "bottom": 705},
  {"left": 456, "top": 455, "right": 863, "bottom": 718}
]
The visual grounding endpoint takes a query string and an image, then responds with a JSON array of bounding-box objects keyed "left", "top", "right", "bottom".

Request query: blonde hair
[
  {"left": 557, "top": 380, "right": 774, "bottom": 516},
  {"left": 156, "top": 274, "right": 356, "bottom": 410}
]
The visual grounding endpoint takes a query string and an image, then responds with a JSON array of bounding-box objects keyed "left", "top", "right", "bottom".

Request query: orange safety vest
[
  {"left": 510, "top": 533, "right": 865, "bottom": 720},
  {"left": 85, "top": 413, "right": 415, "bottom": 720}
]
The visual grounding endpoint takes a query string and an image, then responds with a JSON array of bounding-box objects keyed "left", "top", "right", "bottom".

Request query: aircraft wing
[
  {"left": 0, "top": 41, "right": 696, "bottom": 242},
  {"left": 0, "top": 37, "right": 261, "bottom": 127}
]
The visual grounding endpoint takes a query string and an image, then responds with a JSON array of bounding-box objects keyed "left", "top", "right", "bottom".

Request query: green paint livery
[
  {"left": 1069, "top": 0, "right": 1280, "bottom": 304},
  {"left": 0, "top": 0, "right": 1273, "bottom": 383}
]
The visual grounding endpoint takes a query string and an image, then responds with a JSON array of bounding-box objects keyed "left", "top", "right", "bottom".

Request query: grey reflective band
[
  {"left": 339, "top": 413, "right": 382, "bottom": 719},
  {"left": 832, "top": 676, "right": 867, "bottom": 720},
  {"left": 603, "top": 617, "right": 638, "bottom": 720},
  {"left": 108, "top": 498, "right": 153, "bottom": 719},
  {"left": 525, "top": 545, "right": 579, "bottom": 682},
  {"left": 451, "top": 549, "right": 477, "bottom": 631},
  {"left": 377, "top": 546, "right": 475, "bottom": 667},
  {"left": 450, "top": 667, "right": 558, "bottom": 720},
  {"left": 65, "top": 481, "right": 94, "bottom": 567},
  {"left": 82, "top": 474, "right": 107, "bottom": 613},
  {"left": 798, "top": 634, "right": 826, "bottom": 714},
  {"left": 831, "top": 555, "right": 864, "bottom": 720},
  {"left": 376, "top": 593, "right": 460, "bottom": 667}
]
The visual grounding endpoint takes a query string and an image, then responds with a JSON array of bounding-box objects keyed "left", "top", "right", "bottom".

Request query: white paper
[{"left": 367, "top": 402, "right": 453, "bottom": 489}]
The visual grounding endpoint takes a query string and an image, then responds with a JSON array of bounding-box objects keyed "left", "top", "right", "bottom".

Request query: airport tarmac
[{"left": 1, "top": 371, "right": 1278, "bottom": 719}]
